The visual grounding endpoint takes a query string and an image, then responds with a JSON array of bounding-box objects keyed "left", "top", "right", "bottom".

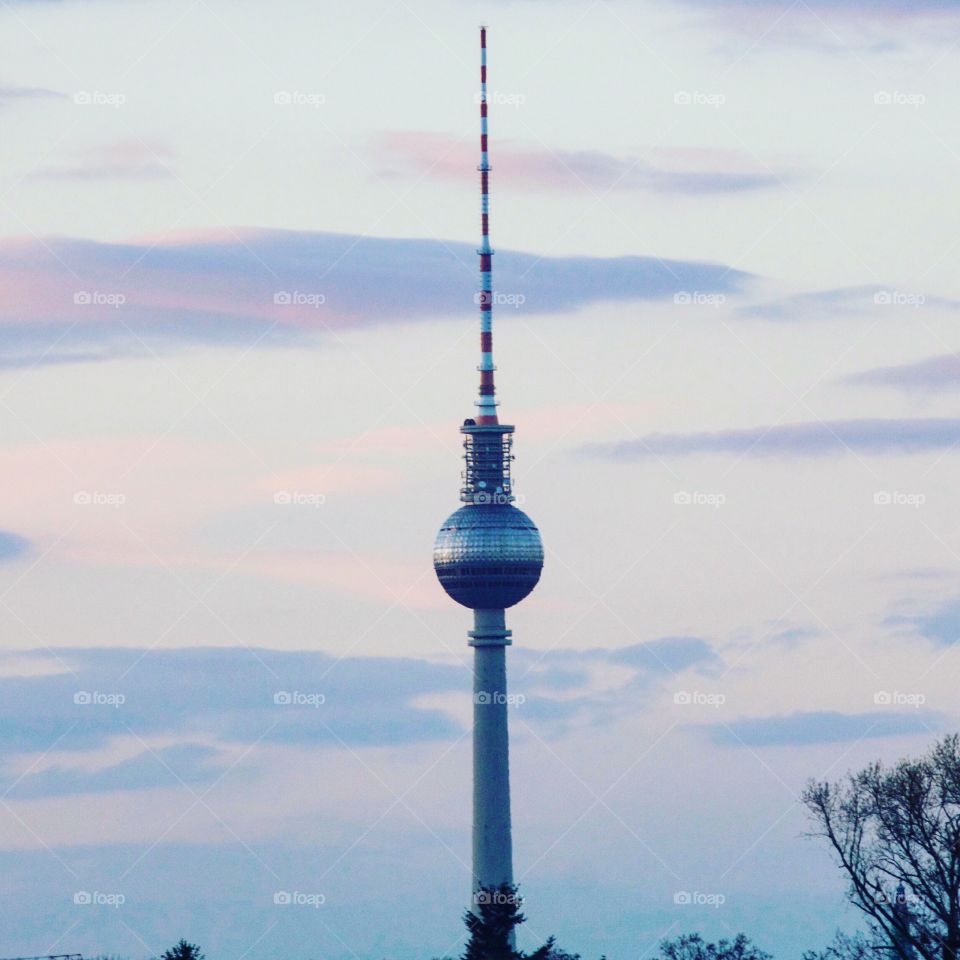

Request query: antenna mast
[{"left": 476, "top": 24, "right": 498, "bottom": 426}]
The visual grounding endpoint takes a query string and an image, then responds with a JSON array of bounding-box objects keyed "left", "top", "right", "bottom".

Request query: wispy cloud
[
  {"left": 685, "top": 0, "right": 960, "bottom": 13},
  {"left": 0, "top": 531, "right": 30, "bottom": 561},
  {"left": 584, "top": 418, "right": 960, "bottom": 460},
  {"left": 886, "top": 596, "right": 960, "bottom": 646},
  {"left": 0, "top": 228, "right": 750, "bottom": 368},
  {"left": 375, "top": 132, "right": 799, "bottom": 195},
  {"left": 702, "top": 710, "right": 940, "bottom": 747},
  {"left": 679, "top": 0, "right": 960, "bottom": 48},
  {"left": 33, "top": 138, "right": 176, "bottom": 182},
  {"left": 738, "top": 285, "right": 956, "bottom": 322},
  {"left": 845, "top": 353, "right": 960, "bottom": 392},
  {"left": 0, "top": 83, "right": 65, "bottom": 107}
]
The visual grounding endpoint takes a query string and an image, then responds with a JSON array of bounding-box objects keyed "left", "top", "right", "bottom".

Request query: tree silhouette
[
  {"left": 804, "top": 734, "right": 960, "bottom": 960},
  {"left": 462, "top": 884, "right": 555, "bottom": 960},
  {"left": 159, "top": 940, "right": 205, "bottom": 960},
  {"left": 657, "top": 933, "right": 772, "bottom": 960},
  {"left": 803, "top": 930, "right": 879, "bottom": 960}
]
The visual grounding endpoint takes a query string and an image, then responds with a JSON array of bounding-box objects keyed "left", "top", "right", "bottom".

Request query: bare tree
[{"left": 803, "top": 734, "right": 960, "bottom": 960}]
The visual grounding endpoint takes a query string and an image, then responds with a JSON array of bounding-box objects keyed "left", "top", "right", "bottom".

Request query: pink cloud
[
  {"left": 33, "top": 138, "right": 177, "bottom": 182},
  {"left": 0, "top": 227, "right": 749, "bottom": 368},
  {"left": 254, "top": 462, "right": 402, "bottom": 497},
  {"left": 375, "top": 131, "right": 799, "bottom": 195}
]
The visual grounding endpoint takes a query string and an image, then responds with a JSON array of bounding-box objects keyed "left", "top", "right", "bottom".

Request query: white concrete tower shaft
[{"left": 470, "top": 607, "right": 514, "bottom": 894}]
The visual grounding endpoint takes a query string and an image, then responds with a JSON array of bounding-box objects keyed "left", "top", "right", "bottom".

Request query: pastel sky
[{"left": 2, "top": 0, "right": 960, "bottom": 958}]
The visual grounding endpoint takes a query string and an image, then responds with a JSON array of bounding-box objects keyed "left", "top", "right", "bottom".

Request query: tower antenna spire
[{"left": 476, "top": 24, "right": 498, "bottom": 426}]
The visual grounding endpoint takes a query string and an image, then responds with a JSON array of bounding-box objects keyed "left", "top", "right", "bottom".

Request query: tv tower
[{"left": 433, "top": 26, "right": 545, "bottom": 905}]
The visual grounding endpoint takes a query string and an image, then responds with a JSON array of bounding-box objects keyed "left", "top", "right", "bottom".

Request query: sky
[{"left": 2, "top": 0, "right": 960, "bottom": 957}]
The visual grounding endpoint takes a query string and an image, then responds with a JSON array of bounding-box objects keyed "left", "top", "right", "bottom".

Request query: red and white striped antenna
[{"left": 475, "top": 25, "right": 498, "bottom": 426}]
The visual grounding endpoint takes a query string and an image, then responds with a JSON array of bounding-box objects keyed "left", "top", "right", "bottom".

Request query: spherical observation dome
[{"left": 433, "top": 503, "right": 544, "bottom": 609}]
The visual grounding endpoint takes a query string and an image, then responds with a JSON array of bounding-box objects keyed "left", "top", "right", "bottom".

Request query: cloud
[
  {"left": 376, "top": 131, "right": 798, "bottom": 195},
  {"left": 886, "top": 596, "right": 960, "bottom": 646},
  {"left": 738, "top": 285, "right": 957, "bottom": 322},
  {"left": 602, "top": 635, "right": 720, "bottom": 674},
  {"left": 845, "top": 353, "right": 960, "bottom": 392},
  {"left": 0, "top": 531, "right": 30, "bottom": 561},
  {"left": 0, "top": 228, "right": 749, "bottom": 368},
  {"left": 584, "top": 418, "right": 960, "bottom": 460},
  {"left": 703, "top": 710, "right": 940, "bottom": 747},
  {"left": 678, "top": 0, "right": 960, "bottom": 48},
  {"left": 33, "top": 138, "right": 176, "bottom": 182},
  {"left": 685, "top": 0, "right": 960, "bottom": 13},
  {"left": 0, "top": 647, "right": 467, "bottom": 797},
  {"left": 0, "top": 641, "right": 720, "bottom": 796},
  {"left": 8, "top": 743, "right": 223, "bottom": 799},
  {"left": 0, "top": 83, "right": 65, "bottom": 107}
]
